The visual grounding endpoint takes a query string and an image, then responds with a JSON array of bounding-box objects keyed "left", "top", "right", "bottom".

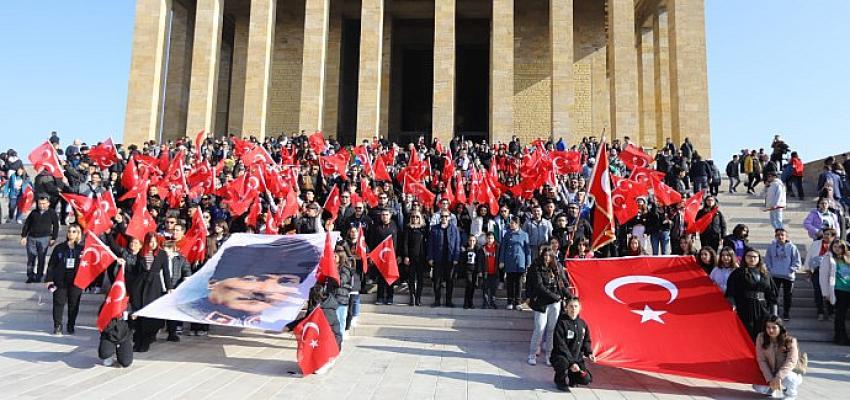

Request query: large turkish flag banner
[{"left": 566, "top": 256, "right": 765, "bottom": 385}]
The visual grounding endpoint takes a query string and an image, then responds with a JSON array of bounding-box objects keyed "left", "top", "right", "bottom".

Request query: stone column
[
  {"left": 299, "top": 0, "right": 331, "bottom": 133},
  {"left": 550, "top": 0, "right": 574, "bottom": 141},
  {"left": 241, "top": 0, "right": 277, "bottom": 139},
  {"left": 667, "top": 0, "right": 711, "bottom": 156},
  {"left": 607, "top": 0, "right": 639, "bottom": 141},
  {"left": 637, "top": 26, "right": 657, "bottom": 148},
  {"left": 490, "top": 0, "right": 514, "bottom": 144},
  {"left": 228, "top": 14, "right": 250, "bottom": 135},
  {"left": 379, "top": 16, "right": 393, "bottom": 137},
  {"left": 322, "top": 3, "right": 342, "bottom": 137},
  {"left": 185, "top": 0, "right": 225, "bottom": 138},
  {"left": 123, "top": 0, "right": 172, "bottom": 146},
  {"left": 432, "top": 0, "right": 456, "bottom": 144},
  {"left": 653, "top": 9, "right": 673, "bottom": 147},
  {"left": 356, "top": 0, "right": 385, "bottom": 142}
]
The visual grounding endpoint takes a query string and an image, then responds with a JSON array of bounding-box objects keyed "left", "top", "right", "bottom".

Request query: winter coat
[
  {"left": 725, "top": 266, "right": 778, "bottom": 340},
  {"left": 166, "top": 250, "right": 192, "bottom": 288},
  {"left": 550, "top": 315, "right": 592, "bottom": 370},
  {"left": 802, "top": 209, "right": 841, "bottom": 240},
  {"left": 334, "top": 266, "right": 354, "bottom": 305},
  {"left": 726, "top": 160, "right": 740, "bottom": 177},
  {"left": 709, "top": 266, "right": 735, "bottom": 293},
  {"left": 498, "top": 229, "right": 532, "bottom": 273},
  {"left": 426, "top": 223, "right": 461, "bottom": 265},
  {"left": 527, "top": 263, "right": 569, "bottom": 312},
  {"left": 755, "top": 333, "right": 799, "bottom": 383},
  {"left": 128, "top": 250, "right": 173, "bottom": 313},
  {"left": 764, "top": 240, "right": 802, "bottom": 281},
  {"left": 819, "top": 254, "right": 850, "bottom": 305},
  {"left": 46, "top": 241, "right": 84, "bottom": 288},
  {"left": 400, "top": 225, "right": 428, "bottom": 260},
  {"left": 765, "top": 180, "right": 787, "bottom": 209}
]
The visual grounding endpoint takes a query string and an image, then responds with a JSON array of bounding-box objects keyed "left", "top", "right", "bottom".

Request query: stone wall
[
  {"left": 268, "top": 0, "right": 306, "bottom": 136},
  {"left": 513, "top": 0, "right": 551, "bottom": 143}
]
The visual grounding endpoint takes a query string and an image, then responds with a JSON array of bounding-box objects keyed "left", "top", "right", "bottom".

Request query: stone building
[{"left": 123, "top": 0, "right": 710, "bottom": 155}]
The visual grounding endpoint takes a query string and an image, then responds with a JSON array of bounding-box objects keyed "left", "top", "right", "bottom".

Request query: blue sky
[{"left": 1, "top": 0, "right": 848, "bottom": 162}]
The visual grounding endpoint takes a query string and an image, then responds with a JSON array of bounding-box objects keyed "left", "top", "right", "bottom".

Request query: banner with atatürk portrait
[{"left": 135, "top": 233, "right": 336, "bottom": 331}]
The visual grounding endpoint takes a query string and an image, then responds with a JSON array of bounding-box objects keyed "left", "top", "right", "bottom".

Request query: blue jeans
[
  {"left": 529, "top": 302, "right": 561, "bottom": 358},
  {"left": 336, "top": 305, "right": 349, "bottom": 333},
  {"left": 651, "top": 231, "right": 671, "bottom": 255},
  {"left": 349, "top": 293, "right": 360, "bottom": 317},
  {"left": 8, "top": 196, "right": 20, "bottom": 222},
  {"left": 769, "top": 209, "right": 784, "bottom": 230},
  {"left": 693, "top": 176, "right": 709, "bottom": 194},
  {"left": 26, "top": 236, "right": 50, "bottom": 279}
]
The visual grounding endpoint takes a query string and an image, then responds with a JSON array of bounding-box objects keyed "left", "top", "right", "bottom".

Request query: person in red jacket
[{"left": 787, "top": 152, "right": 805, "bottom": 200}]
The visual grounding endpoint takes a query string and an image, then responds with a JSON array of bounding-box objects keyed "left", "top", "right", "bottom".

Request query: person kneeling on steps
[{"left": 550, "top": 297, "right": 595, "bottom": 392}]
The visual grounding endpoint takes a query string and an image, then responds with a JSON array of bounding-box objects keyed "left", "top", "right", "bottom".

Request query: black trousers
[
  {"left": 835, "top": 290, "right": 850, "bottom": 342},
  {"left": 773, "top": 277, "right": 794, "bottom": 316},
  {"left": 166, "top": 320, "right": 182, "bottom": 336},
  {"left": 133, "top": 317, "right": 164, "bottom": 350},
  {"left": 482, "top": 275, "right": 499, "bottom": 306},
  {"left": 463, "top": 270, "right": 477, "bottom": 307},
  {"left": 506, "top": 272, "right": 524, "bottom": 306},
  {"left": 376, "top": 271, "right": 395, "bottom": 302},
  {"left": 99, "top": 335, "right": 134, "bottom": 367},
  {"left": 811, "top": 269, "right": 834, "bottom": 315},
  {"left": 432, "top": 263, "right": 455, "bottom": 304},
  {"left": 53, "top": 286, "right": 82, "bottom": 328},
  {"left": 786, "top": 176, "right": 804, "bottom": 198},
  {"left": 747, "top": 173, "right": 761, "bottom": 191},
  {"left": 554, "top": 362, "right": 592, "bottom": 386},
  {"left": 407, "top": 260, "right": 428, "bottom": 303}
]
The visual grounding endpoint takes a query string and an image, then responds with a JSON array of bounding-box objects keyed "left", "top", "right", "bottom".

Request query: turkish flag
[
  {"left": 121, "top": 157, "right": 140, "bottom": 191},
  {"left": 177, "top": 210, "right": 208, "bottom": 263},
  {"left": 652, "top": 178, "right": 683, "bottom": 207},
  {"left": 323, "top": 185, "right": 341, "bottom": 221},
  {"left": 610, "top": 176, "right": 642, "bottom": 225},
  {"left": 98, "top": 191, "right": 118, "bottom": 220},
  {"left": 319, "top": 154, "right": 348, "bottom": 180},
  {"left": 81, "top": 203, "right": 114, "bottom": 237},
  {"left": 88, "top": 138, "right": 120, "bottom": 169},
  {"left": 308, "top": 131, "right": 326, "bottom": 154},
  {"left": 17, "top": 186, "right": 34, "bottom": 215},
  {"left": 566, "top": 256, "right": 765, "bottom": 384},
  {"left": 157, "top": 147, "right": 170, "bottom": 173},
  {"left": 280, "top": 188, "right": 301, "bottom": 222},
  {"left": 686, "top": 207, "right": 718, "bottom": 235},
  {"left": 368, "top": 236, "right": 399, "bottom": 285},
  {"left": 404, "top": 179, "right": 436, "bottom": 208},
  {"left": 551, "top": 150, "right": 582, "bottom": 174},
  {"left": 241, "top": 144, "right": 275, "bottom": 167},
  {"left": 231, "top": 136, "right": 254, "bottom": 157},
  {"left": 193, "top": 129, "right": 206, "bottom": 161},
  {"left": 360, "top": 179, "right": 379, "bottom": 208},
  {"left": 29, "top": 141, "right": 64, "bottom": 178},
  {"left": 125, "top": 193, "right": 157, "bottom": 241},
  {"left": 246, "top": 199, "right": 262, "bottom": 228},
  {"left": 373, "top": 157, "right": 392, "bottom": 182},
  {"left": 280, "top": 146, "right": 296, "bottom": 166},
  {"left": 294, "top": 306, "right": 340, "bottom": 375},
  {"left": 683, "top": 190, "right": 705, "bottom": 226},
  {"left": 97, "top": 265, "right": 129, "bottom": 332},
  {"left": 316, "top": 231, "right": 340, "bottom": 284},
  {"left": 442, "top": 153, "right": 455, "bottom": 182},
  {"left": 75, "top": 232, "right": 119, "bottom": 289},
  {"left": 455, "top": 177, "right": 468, "bottom": 205},
  {"left": 629, "top": 165, "right": 666, "bottom": 186},
  {"left": 61, "top": 193, "right": 95, "bottom": 216},
  {"left": 356, "top": 226, "right": 369, "bottom": 274},
  {"left": 587, "top": 142, "right": 616, "bottom": 251},
  {"left": 187, "top": 161, "right": 214, "bottom": 195},
  {"left": 619, "top": 144, "right": 654, "bottom": 170}
]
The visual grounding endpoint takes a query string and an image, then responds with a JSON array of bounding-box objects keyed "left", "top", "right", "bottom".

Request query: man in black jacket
[
  {"left": 550, "top": 297, "right": 595, "bottom": 392},
  {"left": 725, "top": 155, "right": 741, "bottom": 193},
  {"left": 367, "top": 208, "right": 399, "bottom": 304},
  {"left": 44, "top": 223, "right": 84, "bottom": 335},
  {"left": 21, "top": 195, "right": 60, "bottom": 283}
]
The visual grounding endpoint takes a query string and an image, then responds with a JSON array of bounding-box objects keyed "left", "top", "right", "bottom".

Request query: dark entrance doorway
[
  {"left": 456, "top": 19, "right": 489, "bottom": 142},
  {"left": 388, "top": 20, "right": 433, "bottom": 145},
  {"left": 336, "top": 19, "right": 360, "bottom": 145}
]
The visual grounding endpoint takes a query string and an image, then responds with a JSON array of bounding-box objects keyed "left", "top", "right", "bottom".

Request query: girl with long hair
[
  {"left": 709, "top": 246, "right": 739, "bottom": 293},
  {"left": 819, "top": 239, "right": 850, "bottom": 345},
  {"left": 725, "top": 248, "right": 779, "bottom": 341},
  {"left": 527, "top": 248, "right": 571, "bottom": 366},
  {"left": 753, "top": 316, "right": 803, "bottom": 398}
]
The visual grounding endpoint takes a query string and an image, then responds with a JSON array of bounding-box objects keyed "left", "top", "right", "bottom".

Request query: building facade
[{"left": 123, "top": 0, "right": 710, "bottom": 155}]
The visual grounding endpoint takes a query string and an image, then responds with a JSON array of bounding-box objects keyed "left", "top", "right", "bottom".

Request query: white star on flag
[
  {"left": 309, "top": 339, "right": 319, "bottom": 349},
  {"left": 631, "top": 305, "right": 667, "bottom": 324}
]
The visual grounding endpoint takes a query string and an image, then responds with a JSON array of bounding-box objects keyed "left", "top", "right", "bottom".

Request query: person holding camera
[{"left": 44, "top": 223, "right": 84, "bottom": 335}]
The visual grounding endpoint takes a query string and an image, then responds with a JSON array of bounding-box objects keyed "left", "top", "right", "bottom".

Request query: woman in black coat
[
  {"left": 128, "top": 233, "right": 173, "bottom": 352},
  {"left": 725, "top": 248, "right": 779, "bottom": 342},
  {"left": 401, "top": 212, "right": 429, "bottom": 306},
  {"left": 696, "top": 196, "right": 726, "bottom": 252}
]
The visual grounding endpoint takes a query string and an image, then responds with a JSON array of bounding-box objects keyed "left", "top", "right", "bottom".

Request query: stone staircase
[
  {"left": 0, "top": 189, "right": 833, "bottom": 344},
  {"left": 714, "top": 190, "right": 832, "bottom": 342}
]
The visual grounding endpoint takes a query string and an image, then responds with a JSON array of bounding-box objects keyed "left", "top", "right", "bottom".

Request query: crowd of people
[{"left": 2, "top": 129, "right": 846, "bottom": 397}]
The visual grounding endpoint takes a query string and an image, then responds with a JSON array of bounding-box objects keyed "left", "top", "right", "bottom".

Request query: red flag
[
  {"left": 157, "top": 147, "right": 170, "bottom": 173},
  {"left": 611, "top": 176, "right": 649, "bottom": 225},
  {"left": 619, "top": 144, "right": 654, "bottom": 170},
  {"left": 551, "top": 150, "right": 582, "bottom": 174},
  {"left": 293, "top": 306, "right": 340, "bottom": 375},
  {"left": 629, "top": 166, "right": 666, "bottom": 187},
  {"left": 98, "top": 191, "right": 118, "bottom": 220},
  {"left": 280, "top": 188, "right": 300, "bottom": 222},
  {"left": 97, "top": 265, "right": 129, "bottom": 332},
  {"left": 319, "top": 155, "right": 348, "bottom": 180},
  {"left": 17, "top": 186, "right": 34, "bottom": 214},
  {"left": 177, "top": 210, "right": 208, "bottom": 263},
  {"left": 246, "top": 199, "right": 262, "bottom": 228},
  {"left": 566, "top": 256, "right": 765, "bottom": 384},
  {"left": 308, "top": 131, "right": 326, "bottom": 154},
  {"left": 61, "top": 193, "right": 95, "bottom": 216},
  {"left": 316, "top": 231, "right": 340, "bottom": 284},
  {"left": 187, "top": 161, "right": 214, "bottom": 195},
  {"left": 125, "top": 193, "right": 157, "bottom": 241},
  {"left": 686, "top": 207, "right": 718, "bottom": 235},
  {"left": 368, "top": 236, "right": 400, "bottom": 285},
  {"left": 231, "top": 136, "right": 254, "bottom": 157},
  {"left": 373, "top": 157, "right": 392, "bottom": 182},
  {"left": 683, "top": 190, "right": 705, "bottom": 226},
  {"left": 280, "top": 146, "right": 296, "bottom": 166},
  {"left": 323, "top": 185, "right": 341, "bottom": 221},
  {"left": 121, "top": 156, "right": 140, "bottom": 190},
  {"left": 587, "top": 142, "right": 616, "bottom": 251},
  {"left": 82, "top": 204, "right": 114, "bottom": 237},
  {"left": 75, "top": 232, "right": 119, "bottom": 289},
  {"left": 88, "top": 138, "right": 120, "bottom": 169},
  {"left": 263, "top": 210, "right": 278, "bottom": 234},
  {"left": 442, "top": 153, "right": 456, "bottom": 182},
  {"left": 193, "top": 129, "right": 206, "bottom": 161},
  {"left": 405, "top": 180, "right": 436, "bottom": 208},
  {"left": 356, "top": 226, "right": 369, "bottom": 273},
  {"left": 28, "top": 141, "right": 64, "bottom": 178},
  {"left": 360, "top": 179, "right": 378, "bottom": 208},
  {"left": 455, "top": 177, "right": 468, "bottom": 205},
  {"left": 241, "top": 144, "right": 275, "bottom": 167}
]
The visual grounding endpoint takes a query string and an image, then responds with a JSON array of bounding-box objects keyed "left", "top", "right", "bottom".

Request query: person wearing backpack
[{"left": 753, "top": 316, "right": 805, "bottom": 399}]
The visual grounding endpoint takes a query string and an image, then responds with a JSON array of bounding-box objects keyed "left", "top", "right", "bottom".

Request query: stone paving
[{"left": 0, "top": 309, "right": 848, "bottom": 400}]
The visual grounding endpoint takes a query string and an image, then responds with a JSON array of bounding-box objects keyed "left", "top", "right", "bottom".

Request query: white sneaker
[
  {"left": 102, "top": 358, "right": 114, "bottom": 367},
  {"left": 527, "top": 355, "right": 537, "bottom": 366},
  {"left": 507, "top": 304, "right": 514, "bottom": 310},
  {"left": 350, "top": 317, "right": 359, "bottom": 328}
]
